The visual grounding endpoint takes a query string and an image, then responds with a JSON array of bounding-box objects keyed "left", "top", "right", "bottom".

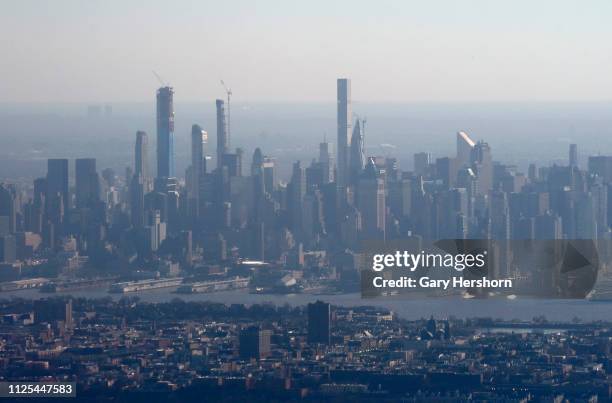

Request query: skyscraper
[
  {"left": 27, "top": 177, "right": 46, "bottom": 234},
  {"left": 251, "top": 148, "right": 266, "bottom": 227},
  {"left": 146, "top": 210, "right": 166, "bottom": 252},
  {"left": 349, "top": 118, "right": 365, "bottom": 185},
  {"left": 414, "top": 152, "right": 432, "bottom": 176},
  {"left": 262, "top": 157, "right": 276, "bottom": 194},
  {"left": 290, "top": 161, "right": 306, "bottom": 236},
  {"left": 307, "top": 300, "right": 331, "bottom": 345},
  {"left": 135, "top": 130, "right": 149, "bottom": 179},
  {"left": 156, "top": 86, "right": 175, "bottom": 179},
  {"left": 457, "top": 131, "right": 476, "bottom": 168},
  {"left": 190, "top": 124, "right": 207, "bottom": 217},
  {"left": 319, "top": 140, "right": 333, "bottom": 184},
  {"left": 130, "top": 174, "right": 145, "bottom": 228},
  {"left": 75, "top": 158, "right": 99, "bottom": 208},
  {"left": 65, "top": 299, "right": 73, "bottom": 329},
  {"left": 216, "top": 99, "right": 229, "bottom": 170},
  {"left": 46, "top": 159, "right": 69, "bottom": 213},
  {"left": 239, "top": 326, "right": 271, "bottom": 359},
  {"left": 0, "top": 184, "right": 16, "bottom": 234},
  {"left": 251, "top": 147, "right": 264, "bottom": 177},
  {"left": 588, "top": 156, "right": 612, "bottom": 183},
  {"left": 337, "top": 78, "right": 352, "bottom": 191},
  {"left": 221, "top": 150, "right": 242, "bottom": 177},
  {"left": 569, "top": 143, "right": 578, "bottom": 168},
  {"left": 471, "top": 141, "right": 493, "bottom": 195},
  {"left": 357, "top": 158, "right": 386, "bottom": 240}
]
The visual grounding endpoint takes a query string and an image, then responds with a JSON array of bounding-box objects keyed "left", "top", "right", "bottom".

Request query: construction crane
[
  {"left": 220, "top": 80, "right": 232, "bottom": 139},
  {"left": 152, "top": 71, "right": 169, "bottom": 87}
]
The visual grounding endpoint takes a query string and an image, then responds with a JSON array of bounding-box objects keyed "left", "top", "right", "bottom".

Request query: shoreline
[{"left": 1, "top": 287, "right": 611, "bottom": 322}]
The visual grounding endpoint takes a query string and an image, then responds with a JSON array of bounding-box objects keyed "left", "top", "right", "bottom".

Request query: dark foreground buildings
[
  {"left": 0, "top": 297, "right": 609, "bottom": 401},
  {"left": 239, "top": 326, "right": 272, "bottom": 360},
  {"left": 307, "top": 300, "right": 331, "bottom": 345}
]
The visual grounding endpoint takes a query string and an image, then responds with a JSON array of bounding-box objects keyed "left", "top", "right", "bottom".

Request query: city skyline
[
  {"left": 1, "top": 78, "right": 609, "bottom": 273},
  {"left": 3, "top": 3, "right": 612, "bottom": 401}
]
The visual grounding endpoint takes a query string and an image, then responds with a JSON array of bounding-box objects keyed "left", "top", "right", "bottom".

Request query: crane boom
[{"left": 152, "top": 71, "right": 168, "bottom": 87}]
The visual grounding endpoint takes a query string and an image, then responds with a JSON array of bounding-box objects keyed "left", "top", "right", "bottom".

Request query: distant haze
[
  {"left": 1, "top": 101, "right": 612, "bottom": 182},
  {"left": 2, "top": 0, "right": 612, "bottom": 103}
]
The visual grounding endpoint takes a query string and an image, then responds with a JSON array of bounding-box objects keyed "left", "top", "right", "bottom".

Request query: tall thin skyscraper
[
  {"left": 156, "top": 86, "right": 175, "bottom": 179},
  {"left": 349, "top": 118, "right": 365, "bottom": 185},
  {"left": 46, "top": 159, "right": 69, "bottom": 213},
  {"left": 319, "top": 140, "right": 333, "bottom": 184},
  {"left": 190, "top": 124, "right": 207, "bottom": 216},
  {"left": 216, "top": 99, "right": 229, "bottom": 170},
  {"left": 569, "top": 144, "right": 578, "bottom": 168},
  {"left": 290, "top": 161, "right": 306, "bottom": 236},
  {"left": 251, "top": 148, "right": 265, "bottom": 224},
  {"left": 29, "top": 177, "right": 46, "bottom": 234},
  {"left": 337, "top": 78, "right": 352, "bottom": 190},
  {"left": 75, "top": 158, "right": 99, "bottom": 208},
  {"left": 135, "top": 131, "right": 149, "bottom": 179}
]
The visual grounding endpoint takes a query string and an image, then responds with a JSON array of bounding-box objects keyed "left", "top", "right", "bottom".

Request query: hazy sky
[{"left": 2, "top": 0, "right": 612, "bottom": 103}]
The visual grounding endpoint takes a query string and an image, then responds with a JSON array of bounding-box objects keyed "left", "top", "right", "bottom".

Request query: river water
[{"left": 1, "top": 288, "right": 611, "bottom": 322}]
